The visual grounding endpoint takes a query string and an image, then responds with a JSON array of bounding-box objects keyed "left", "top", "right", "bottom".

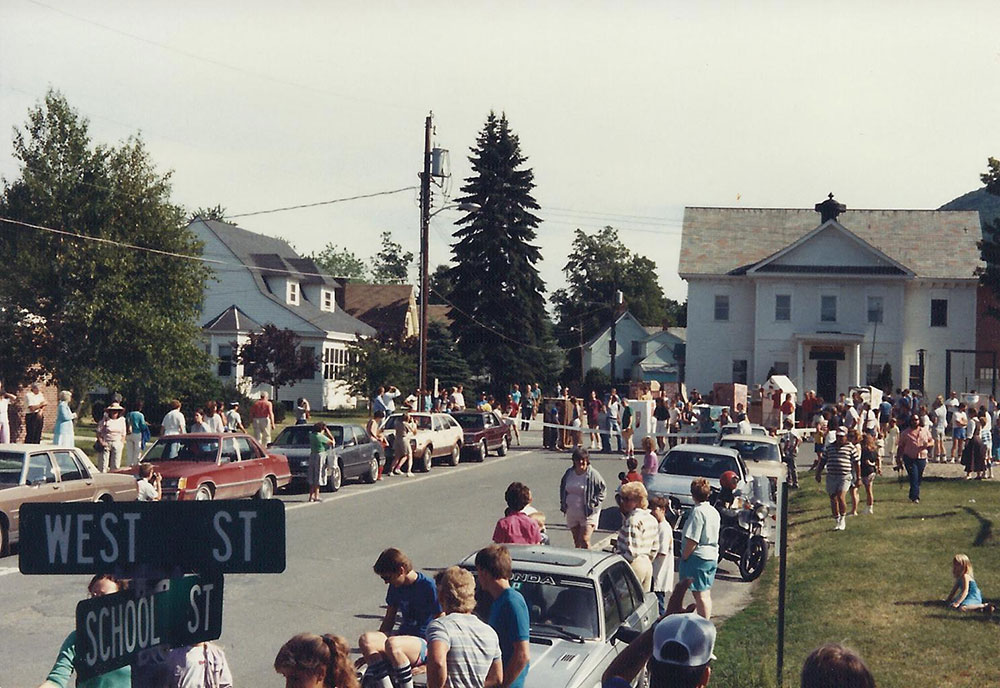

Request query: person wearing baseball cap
[
  {"left": 815, "top": 426, "right": 860, "bottom": 530},
  {"left": 602, "top": 580, "right": 715, "bottom": 688}
]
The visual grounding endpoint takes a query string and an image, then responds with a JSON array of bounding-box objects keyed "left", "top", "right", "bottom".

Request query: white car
[
  {"left": 644, "top": 443, "right": 750, "bottom": 508},
  {"left": 382, "top": 412, "right": 464, "bottom": 471}
]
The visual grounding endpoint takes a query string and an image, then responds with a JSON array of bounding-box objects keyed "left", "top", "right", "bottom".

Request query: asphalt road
[{"left": 0, "top": 430, "right": 769, "bottom": 687}]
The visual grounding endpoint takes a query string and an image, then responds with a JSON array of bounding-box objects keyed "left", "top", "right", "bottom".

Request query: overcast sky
[{"left": 2, "top": 0, "right": 1000, "bottom": 303}]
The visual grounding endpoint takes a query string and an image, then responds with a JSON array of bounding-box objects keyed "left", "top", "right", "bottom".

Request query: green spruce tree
[{"left": 447, "top": 112, "right": 556, "bottom": 392}]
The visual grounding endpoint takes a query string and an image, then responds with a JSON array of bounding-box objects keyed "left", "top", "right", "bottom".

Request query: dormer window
[
  {"left": 287, "top": 281, "right": 300, "bottom": 305},
  {"left": 322, "top": 289, "right": 334, "bottom": 312}
]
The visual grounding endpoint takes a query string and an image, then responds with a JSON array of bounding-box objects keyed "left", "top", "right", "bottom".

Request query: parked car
[
  {"left": 133, "top": 433, "right": 291, "bottom": 501},
  {"left": 382, "top": 413, "right": 463, "bottom": 471},
  {"left": 270, "top": 423, "right": 380, "bottom": 491},
  {"left": 719, "top": 423, "right": 768, "bottom": 442},
  {"left": 0, "top": 444, "right": 138, "bottom": 556},
  {"left": 457, "top": 545, "right": 658, "bottom": 688},
  {"left": 644, "top": 443, "right": 750, "bottom": 508},
  {"left": 451, "top": 410, "right": 511, "bottom": 461},
  {"left": 719, "top": 434, "right": 781, "bottom": 463}
]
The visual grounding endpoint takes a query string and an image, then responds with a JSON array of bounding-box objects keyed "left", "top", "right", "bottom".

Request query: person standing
[
  {"left": 859, "top": 433, "right": 881, "bottom": 514},
  {"left": 679, "top": 477, "right": 721, "bottom": 619},
  {"left": 426, "top": 567, "right": 502, "bottom": 688},
  {"left": 607, "top": 391, "right": 623, "bottom": 453},
  {"left": 815, "top": 427, "right": 860, "bottom": 529},
  {"left": 587, "top": 391, "right": 602, "bottom": 450},
  {"left": 160, "top": 399, "right": 186, "bottom": 436},
  {"left": 225, "top": 402, "right": 246, "bottom": 433},
  {"left": 51, "top": 391, "right": 76, "bottom": 449},
  {"left": 308, "top": 422, "right": 335, "bottom": 502},
  {"left": 649, "top": 496, "right": 674, "bottom": 615},
  {"left": 780, "top": 420, "right": 800, "bottom": 488},
  {"left": 615, "top": 482, "right": 659, "bottom": 591},
  {"left": 493, "top": 482, "right": 542, "bottom": 545},
  {"left": 189, "top": 409, "right": 211, "bottom": 434},
  {"left": 203, "top": 401, "right": 225, "bottom": 434},
  {"left": 250, "top": 392, "right": 275, "bottom": 445},
  {"left": 559, "top": 447, "right": 606, "bottom": 549},
  {"left": 96, "top": 403, "right": 127, "bottom": 472},
  {"left": 296, "top": 397, "right": 311, "bottom": 424},
  {"left": 390, "top": 412, "right": 417, "bottom": 476},
  {"left": 895, "top": 414, "right": 933, "bottom": 503},
  {"left": 519, "top": 388, "right": 533, "bottom": 432},
  {"left": 124, "top": 401, "right": 147, "bottom": 466},
  {"left": 476, "top": 545, "right": 531, "bottom": 688},
  {"left": 950, "top": 402, "right": 968, "bottom": 463},
  {"left": 932, "top": 395, "right": 948, "bottom": 461},
  {"left": 367, "top": 410, "right": 389, "bottom": 480},
  {"left": 24, "top": 383, "right": 46, "bottom": 443},
  {"left": 780, "top": 393, "right": 795, "bottom": 430},
  {"left": 0, "top": 383, "right": 14, "bottom": 443}
]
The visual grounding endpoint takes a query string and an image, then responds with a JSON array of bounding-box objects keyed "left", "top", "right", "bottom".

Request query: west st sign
[
  {"left": 18, "top": 500, "right": 286, "bottom": 574},
  {"left": 18, "top": 500, "right": 285, "bottom": 680}
]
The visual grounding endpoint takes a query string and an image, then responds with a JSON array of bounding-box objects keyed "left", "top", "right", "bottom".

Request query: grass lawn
[{"left": 713, "top": 473, "right": 999, "bottom": 688}]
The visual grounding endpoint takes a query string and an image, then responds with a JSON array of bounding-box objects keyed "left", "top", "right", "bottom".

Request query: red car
[{"left": 133, "top": 433, "right": 291, "bottom": 501}]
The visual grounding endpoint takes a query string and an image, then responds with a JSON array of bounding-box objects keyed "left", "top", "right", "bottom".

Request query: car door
[
  {"left": 51, "top": 450, "right": 96, "bottom": 503},
  {"left": 12, "top": 452, "right": 61, "bottom": 540},
  {"left": 350, "top": 425, "right": 374, "bottom": 476},
  {"left": 339, "top": 426, "right": 360, "bottom": 477},
  {"left": 234, "top": 436, "right": 265, "bottom": 496},
  {"left": 603, "top": 562, "right": 657, "bottom": 660}
]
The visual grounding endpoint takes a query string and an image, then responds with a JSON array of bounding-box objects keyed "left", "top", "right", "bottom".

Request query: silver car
[
  {"left": 269, "top": 423, "right": 380, "bottom": 492},
  {"left": 644, "top": 443, "right": 750, "bottom": 508},
  {"left": 458, "top": 545, "right": 658, "bottom": 688}
]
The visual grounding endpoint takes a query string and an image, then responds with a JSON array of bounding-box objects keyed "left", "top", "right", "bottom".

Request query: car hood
[
  {"left": 270, "top": 446, "right": 311, "bottom": 457},
  {"left": 141, "top": 461, "right": 219, "bottom": 477},
  {"left": 523, "top": 637, "right": 606, "bottom": 688}
]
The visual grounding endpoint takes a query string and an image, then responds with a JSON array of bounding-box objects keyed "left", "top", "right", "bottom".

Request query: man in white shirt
[
  {"left": 161, "top": 399, "right": 186, "bottom": 436},
  {"left": 379, "top": 386, "right": 401, "bottom": 414},
  {"left": 225, "top": 402, "right": 246, "bottom": 433},
  {"left": 24, "top": 383, "right": 46, "bottom": 443},
  {"left": 136, "top": 463, "right": 162, "bottom": 501}
]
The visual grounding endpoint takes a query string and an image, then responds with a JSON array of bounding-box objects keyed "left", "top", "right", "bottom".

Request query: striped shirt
[
  {"left": 426, "top": 613, "right": 501, "bottom": 688},
  {"left": 616, "top": 507, "right": 660, "bottom": 563},
  {"left": 824, "top": 442, "right": 859, "bottom": 477}
]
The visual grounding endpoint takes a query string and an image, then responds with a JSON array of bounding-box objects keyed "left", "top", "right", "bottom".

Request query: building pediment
[{"left": 746, "top": 220, "right": 912, "bottom": 277}]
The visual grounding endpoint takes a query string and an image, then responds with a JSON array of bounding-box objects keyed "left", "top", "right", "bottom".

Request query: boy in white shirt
[{"left": 649, "top": 496, "right": 674, "bottom": 615}]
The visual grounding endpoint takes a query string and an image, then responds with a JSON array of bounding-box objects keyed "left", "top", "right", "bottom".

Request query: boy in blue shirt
[
  {"left": 476, "top": 545, "right": 531, "bottom": 688},
  {"left": 359, "top": 548, "right": 442, "bottom": 688}
]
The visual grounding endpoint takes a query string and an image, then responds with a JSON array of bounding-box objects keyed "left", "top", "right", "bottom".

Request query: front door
[{"left": 817, "top": 360, "right": 837, "bottom": 402}]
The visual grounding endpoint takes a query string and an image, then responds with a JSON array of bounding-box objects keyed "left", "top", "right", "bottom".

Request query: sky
[{"left": 2, "top": 0, "right": 1000, "bottom": 304}]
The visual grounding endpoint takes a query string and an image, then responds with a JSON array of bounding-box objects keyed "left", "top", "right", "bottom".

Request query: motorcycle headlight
[{"left": 753, "top": 503, "right": 769, "bottom": 520}]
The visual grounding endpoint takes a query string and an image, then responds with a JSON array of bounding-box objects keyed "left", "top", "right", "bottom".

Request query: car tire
[
  {"left": 478, "top": 439, "right": 488, "bottom": 462},
  {"left": 255, "top": 477, "right": 274, "bottom": 500},
  {"left": 363, "top": 455, "right": 379, "bottom": 484},
  {"left": 448, "top": 443, "right": 460, "bottom": 466},
  {"left": 739, "top": 535, "right": 768, "bottom": 582},
  {"left": 325, "top": 460, "right": 343, "bottom": 493},
  {"left": 194, "top": 485, "right": 213, "bottom": 501},
  {"left": 0, "top": 520, "right": 8, "bottom": 558},
  {"left": 421, "top": 446, "right": 433, "bottom": 472},
  {"left": 497, "top": 435, "right": 509, "bottom": 456}
]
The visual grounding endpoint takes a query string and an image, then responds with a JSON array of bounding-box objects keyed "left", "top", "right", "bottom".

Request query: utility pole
[
  {"left": 609, "top": 290, "right": 623, "bottom": 384},
  {"left": 418, "top": 112, "right": 433, "bottom": 411}
]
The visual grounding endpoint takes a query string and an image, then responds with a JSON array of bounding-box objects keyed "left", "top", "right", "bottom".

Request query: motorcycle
[{"left": 670, "top": 489, "right": 769, "bottom": 582}]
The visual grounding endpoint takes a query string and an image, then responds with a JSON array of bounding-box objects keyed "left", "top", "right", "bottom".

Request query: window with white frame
[
  {"left": 775, "top": 294, "right": 791, "bottom": 321},
  {"left": 322, "top": 289, "right": 334, "bottom": 311},
  {"left": 867, "top": 296, "right": 883, "bottom": 324},
  {"left": 323, "top": 346, "right": 349, "bottom": 380},
  {"left": 820, "top": 295, "right": 837, "bottom": 322},
  {"left": 714, "top": 295, "right": 730, "bottom": 321},
  {"left": 930, "top": 299, "right": 947, "bottom": 327},
  {"left": 287, "top": 281, "right": 300, "bottom": 305},
  {"left": 217, "top": 344, "right": 233, "bottom": 377}
]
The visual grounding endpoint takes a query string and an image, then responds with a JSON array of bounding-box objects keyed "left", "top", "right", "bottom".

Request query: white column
[
  {"left": 853, "top": 342, "right": 862, "bottom": 387},
  {"left": 796, "top": 340, "right": 804, "bottom": 394}
]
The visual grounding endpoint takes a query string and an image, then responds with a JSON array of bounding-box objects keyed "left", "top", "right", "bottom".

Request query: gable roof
[
  {"left": 193, "top": 218, "right": 375, "bottom": 337},
  {"left": 583, "top": 310, "right": 644, "bottom": 348},
  {"left": 341, "top": 283, "right": 415, "bottom": 338},
  {"left": 203, "top": 305, "right": 263, "bottom": 332},
  {"left": 679, "top": 207, "right": 982, "bottom": 279}
]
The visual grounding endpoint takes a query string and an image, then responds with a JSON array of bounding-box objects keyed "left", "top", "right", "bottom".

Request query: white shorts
[{"left": 565, "top": 508, "right": 599, "bottom": 530}]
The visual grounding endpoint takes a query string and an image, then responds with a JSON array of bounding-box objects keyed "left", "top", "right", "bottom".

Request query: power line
[{"left": 228, "top": 187, "right": 419, "bottom": 218}]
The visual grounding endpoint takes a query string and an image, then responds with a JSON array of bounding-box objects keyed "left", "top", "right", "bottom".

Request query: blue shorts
[
  {"left": 679, "top": 555, "right": 718, "bottom": 592},
  {"left": 389, "top": 634, "right": 428, "bottom": 666},
  {"left": 954, "top": 427, "right": 967, "bottom": 440}
]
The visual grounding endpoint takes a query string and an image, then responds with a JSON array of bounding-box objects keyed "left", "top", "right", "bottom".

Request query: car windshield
[
  {"left": 0, "top": 452, "right": 24, "bottom": 486},
  {"left": 721, "top": 440, "right": 780, "bottom": 462},
  {"left": 384, "top": 415, "right": 432, "bottom": 431},
  {"left": 452, "top": 413, "right": 485, "bottom": 429},
  {"left": 142, "top": 438, "right": 221, "bottom": 463},
  {"left": 273, "top": 426, "right": 343, "bottom": 447},
  {"left": 508, "top": 572, "right": 599, "bottom": 639},
  {"left": 658, "top": 450, "right": 740, "bottom": 479}
]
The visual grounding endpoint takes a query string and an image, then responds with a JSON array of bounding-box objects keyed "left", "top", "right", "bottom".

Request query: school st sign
[
  {"left": 18, "top": 500, "right": 285, "bottom": 680},
  {"left": 18, "top": 500, "right": 286, "bottom": 574}
]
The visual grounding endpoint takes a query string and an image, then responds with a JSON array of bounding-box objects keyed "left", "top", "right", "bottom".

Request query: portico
[{"left": 793, "top": 333, "right": 863, "bottom": 401}]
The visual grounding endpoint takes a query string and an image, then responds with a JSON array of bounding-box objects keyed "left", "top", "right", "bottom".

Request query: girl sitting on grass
[{"left": 945, "top": 554, "right": 993, "bottom": 613}]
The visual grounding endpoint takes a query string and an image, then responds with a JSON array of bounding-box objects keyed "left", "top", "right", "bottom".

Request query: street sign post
[
  {"left": 18, "top": 500, "right": 286, "bottom": 575},
  {"left": 74, "top": 573, "right": 224, "bottom": 681}
]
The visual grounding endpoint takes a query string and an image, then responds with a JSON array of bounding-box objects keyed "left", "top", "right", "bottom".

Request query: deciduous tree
[
  {"left": 312, "top": 243, "right": 369, "bottom": 282},
  {"left": 237, "top": 324, "right": 318, "bottom": 399},
  {"left": 371, "top": 231, "right": 412, "bottom": 283},
  {"left": 343, "top": 335, "right": 416, "bottom": 401}
]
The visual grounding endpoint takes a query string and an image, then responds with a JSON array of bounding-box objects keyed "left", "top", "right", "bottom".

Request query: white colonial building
[
  {"left": 191, "top": 218, "right": 376, "bottom": 410},
  {"left": 678, "top": 197, "right": 982, "bottom": 402}
]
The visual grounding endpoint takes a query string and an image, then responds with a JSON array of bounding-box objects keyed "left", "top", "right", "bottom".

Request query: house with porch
[
  {"left": 678, "top": 196, "right": 981, "bottom": 402},
  {"left": 191, "top": 218, "right": 376, "bottom": 410},
  {"left": 581, "top": 310, "right": 686, "bottom": 384}
]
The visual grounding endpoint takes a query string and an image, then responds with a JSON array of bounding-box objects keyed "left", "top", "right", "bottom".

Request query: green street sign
[
  {"left": 74, "top": 574, "right": 224, "bottom": 681},
  {"left": 18, "top": 500, "right": 285, "bottom": 574}
]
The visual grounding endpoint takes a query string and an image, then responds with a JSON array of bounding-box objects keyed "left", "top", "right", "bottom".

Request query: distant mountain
[{"left": 939, "top": 188, "right": 1000, "bottom": 235}]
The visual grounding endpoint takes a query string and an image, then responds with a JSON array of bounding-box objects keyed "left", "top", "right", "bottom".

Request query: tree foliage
[
  {"left": 190, "top": 204, "right": 228, "bottom": 222},
  {"left": 425, "top": 320, "right": 470, "bottom": 390},
  {"left": 372, "top": 231, "right": 412, "bottom": 283},
  {"left": 428, "top": 264, "right": 454, "bottom": 304},
  {"left": 551, "top": 226, "right": 684, "bottom": 380},
  {"left": 982, "top": 157, "right": 1000, "bottom": 196},
  {"left": 0, "top": 90, "right": 211, "bottom": 402},
  {"left": 447, "top": 112, "right": 558, "bottom": 391},
  {"left": 979, "top": 158, "right": 1000, "bottom": 320},
  {"left": 312, "top": 242, "right": 369, "bottom": 282},
  {"left": 237, "top": 324, "right": 318, "bottom": 395},
  {"left": 343, "top": 335, "right": 416, "bottom": 400}
]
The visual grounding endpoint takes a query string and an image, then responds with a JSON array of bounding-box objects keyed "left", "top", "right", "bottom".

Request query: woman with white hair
[
  {"left": 51, "top": 391, "right": 76, "bottom": 448},
  {"left": 0, "top": 382, "right": 16, "bottom": 443}
]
